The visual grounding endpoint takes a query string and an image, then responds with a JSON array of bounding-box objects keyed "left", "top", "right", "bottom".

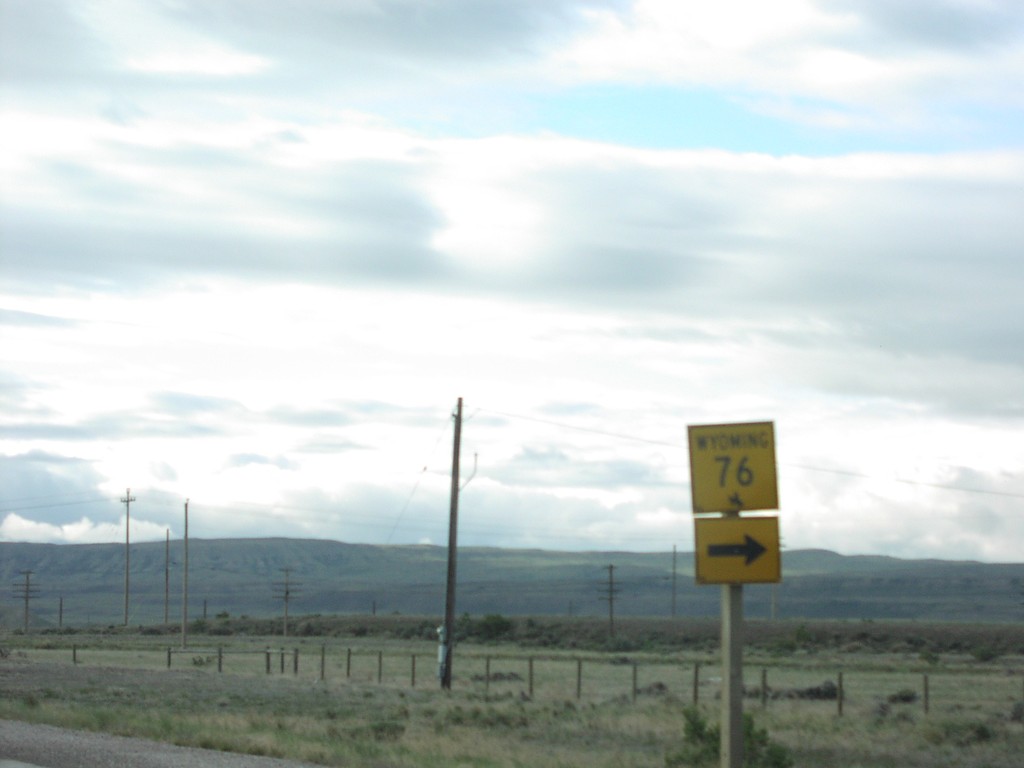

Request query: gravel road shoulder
[
  {"left": 0, "top": 656, "right": 335, "bottom": 768},
  {"left": 0, "top": 719, "right": 326, "bottom": 768}
]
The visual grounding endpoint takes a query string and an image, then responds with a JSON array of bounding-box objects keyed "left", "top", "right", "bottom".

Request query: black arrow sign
[{"left": 708, "top": 535, "right": 766, "bottom": 566}]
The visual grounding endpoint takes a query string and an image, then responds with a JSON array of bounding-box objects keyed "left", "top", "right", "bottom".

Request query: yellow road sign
[
  {"left": 694, "top": 516, "right": 781, "bottom": 584},
  {"left": 688, "top": 421, "right": 778, "bottom": 513}
]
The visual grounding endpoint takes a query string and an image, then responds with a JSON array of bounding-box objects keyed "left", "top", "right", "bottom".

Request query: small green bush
[
  {"left": 924, "top": 720, "right": 997, "bottom": 746},
  {"left": 476, "top": 614, "right": 514, "bottom": 642},
  {"left": 887, "top": 689, "right": 917, "bottom": 704},
  {"left": 665, "top": 707, "right": 793, "bottom": 768},
  {"left": 970, "top": 645, "right": 1000, "bottom": 662}
]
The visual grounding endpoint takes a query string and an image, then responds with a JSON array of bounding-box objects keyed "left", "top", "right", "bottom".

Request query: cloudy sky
[{"left": 2, "top": 0, "right": 1023, "bottom": 562}]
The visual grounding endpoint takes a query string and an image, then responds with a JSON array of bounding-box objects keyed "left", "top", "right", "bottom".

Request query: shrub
[
  {"left": 665, "top": 707, "right": 793, "bottom": 768},
  {"left": 924, "top": 720, "right": 997, "bottom": 746},
  {"left": 476, "top": 614, "right": 514, "bottom": 642},
  {"left": 887, "top": 689, "right": 918, "bottom": 704},
  {"left": 970, "top": 645, "right": 1000, "bottom": 662},
  {"left": 768, "top": 639, "right": 797, "bottom": 656}
]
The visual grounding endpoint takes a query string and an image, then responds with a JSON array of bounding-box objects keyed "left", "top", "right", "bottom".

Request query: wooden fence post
[
  {"left": 411, "top": 654, "right": 417, "bottom": 688},
  {"left": 485, "top": 656, "right": 491, "bottom": 700},
  {"left": 761, "top": 668, "right": 767, "bottom": 708},
  {"left": 279, "top": 649, "right": 285, "bottom": 674},
  {"left": 377, "top": 651, "right": 383, "bottom": 684},
  {"left": 632, "top": 662, "right": 638, "bottom": 703},
  {"left": 692, "top": 662, "right": 700, "bottom": 706},
  {"left": 167, "top": 647, "right": 172, "bottom": 669},
  {"left": 217, "top": 646, "right": 223, "bottom": 673},
  {"left": 72, "top": 645, "right": 77, "bottom": 665},
  {"left": 837, "top": 672, "right": 844, "bottom": 717},
  {"left": 923, "top": 674, "right": 929, "bottom": 715},
  {"left": 265, "top": 648, "right": 271, "bottom": 674},
  {"left": 576, "top": 659, "right": 582, "bottom": 700},
  {"left": 528, "top": 657, "right": 534, "bottom": 699},
  {"left": 346, "top": 648, "right": 352, "bottom": 678},
  {"left": 320, "top": 645, "right": 326, "bottom": 681}
]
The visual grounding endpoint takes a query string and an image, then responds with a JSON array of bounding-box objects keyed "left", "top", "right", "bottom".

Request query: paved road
[{"left": 0, "top": 720, "right": 326, "bottom": 768}]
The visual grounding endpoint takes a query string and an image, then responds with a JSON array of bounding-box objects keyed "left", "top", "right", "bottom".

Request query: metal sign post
[
  {"left": 721, "top": 557, "right": 744, "bottom": 768},
  {"left": 687, "top": 421, "right": 781, "bottom": 768}
]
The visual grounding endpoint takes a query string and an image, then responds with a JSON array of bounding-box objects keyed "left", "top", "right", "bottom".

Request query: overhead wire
[
  {"left": 385, "top": 412, "right": 451, "bottom": 543},
  {"left": 478, "top": 407, "right": 1024, "bottom": 501},
  {"left": 5, "top": 405, "right": 1022, "bottom": 548}
]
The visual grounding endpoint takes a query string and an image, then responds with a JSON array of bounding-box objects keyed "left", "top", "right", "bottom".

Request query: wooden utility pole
[
  {"left": 440, "top": 397, "right": 463, "bottom": 690},
  {"left": 121, "top": 487, "right": 135, "bottom": 625},
  {"left": 273, "top": 568, "right": 301, "bottom": 637},
  {"left": 14, "top": 570, "right": 38, "bottom": 633},
  {"left": 600, "top": 565, "right": 618, "bottom": 637},
  {"left": 164, "top": 529, "right": 170, "bottom": 624},
  {"left": 672, "top": 544, "right": 678, "bottom": 618},
  {"left": 181, "top": 499, "right": 189, "bottom": 649}
]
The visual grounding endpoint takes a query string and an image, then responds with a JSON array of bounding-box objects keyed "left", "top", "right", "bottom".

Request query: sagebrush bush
[{"left": 665, "top": 707, "right": 793, "bottom": 768}]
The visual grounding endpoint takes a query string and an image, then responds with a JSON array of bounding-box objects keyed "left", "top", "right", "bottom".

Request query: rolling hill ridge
[{"left": 1, "top": 538, "right": 1021, "bottom": 629}]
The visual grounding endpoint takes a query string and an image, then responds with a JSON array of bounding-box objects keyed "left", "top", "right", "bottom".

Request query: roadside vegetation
[
  {"left": 23, "top": 613, "right": 1024, "bottom": 657},
  {"left": 2, "top": 616, "right": 1023, "bottom": 767}
]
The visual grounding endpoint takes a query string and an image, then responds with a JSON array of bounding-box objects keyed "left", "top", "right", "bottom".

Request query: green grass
[{"left": 3, "top": 632, "right": 1023, "bottom": 767}]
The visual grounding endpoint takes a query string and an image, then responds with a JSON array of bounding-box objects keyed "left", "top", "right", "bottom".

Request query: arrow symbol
[{"left": 708, "top": 535, "right": 766, "bottom": 566}]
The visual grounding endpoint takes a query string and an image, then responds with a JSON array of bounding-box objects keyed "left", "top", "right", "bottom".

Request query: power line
[
  {"left": 784, "top": 463, "right": 1024, "bottom": 500},
  {"left": 480, "top": 407, "right": 1024, "bottom": 501},
  {"left": 386, "top": 413, "right": 452, "bottom": 544},
  {"left": 0, "top": 497, "right": 112, "bottom": 514},
  {"left": 479, "top": 407, "right": 679, "bottom": 448}
]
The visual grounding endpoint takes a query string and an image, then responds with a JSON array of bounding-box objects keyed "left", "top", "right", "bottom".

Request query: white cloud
[
  {"left": 74, "top": 0, "right": 270, "bottom": 77},
  {"left": 0, "top": 512, "right": 165, "bottom": 545},
  {"left": 552, "top": 0, "right": 1024, "bottom": 130},
  {"left": 1, "top": 0, "right": 1023, "bottom": 561}
]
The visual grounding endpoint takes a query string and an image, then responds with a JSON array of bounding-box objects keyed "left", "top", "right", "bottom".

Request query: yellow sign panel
[
  {"left": 694, "top": 516, "right": 781, "bottom": 585},
  {"left": 688, "top": 421, "right": 778, "bottom": 514}
]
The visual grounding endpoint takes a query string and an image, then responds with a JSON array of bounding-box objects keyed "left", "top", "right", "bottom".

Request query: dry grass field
[{"left": 2, "top": 626, "right": 1023, "bottom": 767}]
